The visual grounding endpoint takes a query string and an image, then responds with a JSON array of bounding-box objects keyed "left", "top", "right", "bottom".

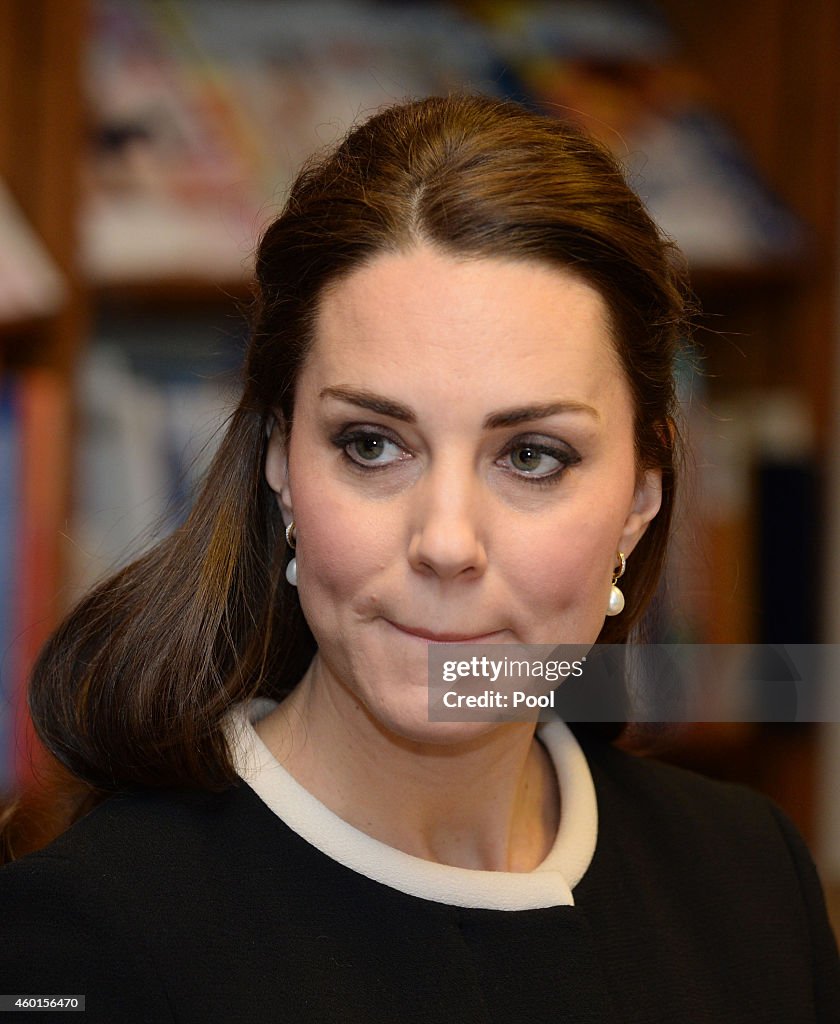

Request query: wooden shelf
[
  {"left": 689, "top": 259, "right": 811, "bottom": 294},
  {"left": 93, "top": 276, "right": 253, "bottom": 312},
  {"left": 659, "top": 0, "right": 840, "bottom": 450}
]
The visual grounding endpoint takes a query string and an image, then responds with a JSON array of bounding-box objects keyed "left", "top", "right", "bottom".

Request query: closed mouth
[{"left": 387, "top": 620, "right": 502, "bottom": 643}]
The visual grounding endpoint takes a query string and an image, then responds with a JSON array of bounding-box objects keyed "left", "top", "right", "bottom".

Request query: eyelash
[
  {"left": 329, "top": 427, "right": 581, "bottom": 487},
  {"left": 504, "top": 440, "right": 582, "bottom": 487}
]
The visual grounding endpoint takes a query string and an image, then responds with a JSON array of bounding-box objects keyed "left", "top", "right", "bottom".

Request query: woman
[{"left": 1, "top": 94, "right": 838, "bottom": 1021}]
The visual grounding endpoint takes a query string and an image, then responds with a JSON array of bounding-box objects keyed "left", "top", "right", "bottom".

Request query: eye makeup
[{"left": 329, "top": 424, "right": 582, "bottom": 487}]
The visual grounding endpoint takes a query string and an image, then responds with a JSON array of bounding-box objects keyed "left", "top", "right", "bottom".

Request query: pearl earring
[
  {"left": 285, "top": 520, "right": 297, "bottom": 587},
  {"left": 606, "top": 551, "right": 626, "bottom": 616}
]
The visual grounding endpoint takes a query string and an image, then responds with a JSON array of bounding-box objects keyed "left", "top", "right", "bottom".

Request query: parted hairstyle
[{"left": 2, "top": 94, "right": 691, "bottom": 859}]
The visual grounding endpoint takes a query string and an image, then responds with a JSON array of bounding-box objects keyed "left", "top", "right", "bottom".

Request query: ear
[
  {"left": 619, "top": 468, "right": 662, "bottom": 557},
  {"left": 264, "top": 415, "right": 294, "bottom": 527}
]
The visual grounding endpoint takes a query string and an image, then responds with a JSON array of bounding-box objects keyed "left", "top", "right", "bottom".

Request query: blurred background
[{"left": 1, "top": 0, "right": 839, "bottom": 930}]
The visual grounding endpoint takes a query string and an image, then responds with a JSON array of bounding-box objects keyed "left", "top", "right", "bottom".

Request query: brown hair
[{"left": 4, "top": 94, "right": 690, "bottom": 859}]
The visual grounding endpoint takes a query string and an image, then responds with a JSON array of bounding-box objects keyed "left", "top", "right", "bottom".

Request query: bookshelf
[
  {"left": 651, "top": 0, "right": 840, "bottom": 851},
  {"left": 0, "top": 1, "right": 89, "bottom": 795},
  {"left": 1, "top": 0, "right": 838, "bottom": 856},
  {"left": 0, "top": 1, "right": 89, "bottom": 365},
  {"left": 659, "top": 0, "right": 840, "bottom": 442}
]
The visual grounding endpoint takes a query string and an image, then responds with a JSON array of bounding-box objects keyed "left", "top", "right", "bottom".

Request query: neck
[{"left": 254, "top": 657, "right": 561, "bottom": 872}]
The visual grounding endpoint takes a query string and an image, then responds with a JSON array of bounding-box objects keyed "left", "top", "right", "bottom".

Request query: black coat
[{"left": 1, "top": 729, "right": 838, "bottom": 1022}]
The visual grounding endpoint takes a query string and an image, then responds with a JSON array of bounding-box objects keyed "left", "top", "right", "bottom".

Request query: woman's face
[{"left": 266, "top": 245, "right": 661, "bottom": 741}]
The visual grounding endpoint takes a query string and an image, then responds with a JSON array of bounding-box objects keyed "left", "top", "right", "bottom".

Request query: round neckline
[{"left": 224, "top": 698, "right": 598, "bottom": 910}]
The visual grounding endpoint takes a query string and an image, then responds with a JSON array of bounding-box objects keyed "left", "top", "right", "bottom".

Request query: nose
[{"left": 407, "top": 457, "right": 488, "bottom": 580}]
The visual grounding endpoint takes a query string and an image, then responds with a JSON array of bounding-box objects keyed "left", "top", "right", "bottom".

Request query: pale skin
[{"left": 259, "top": 244, "right": 662, "bottom": 872}]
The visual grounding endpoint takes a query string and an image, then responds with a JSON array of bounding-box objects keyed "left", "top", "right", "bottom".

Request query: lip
[{"left": 386, "top": 620, "right": 504, "bottom": 643}]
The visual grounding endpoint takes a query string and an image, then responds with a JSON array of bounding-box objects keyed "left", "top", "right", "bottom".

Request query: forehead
[{"left": 307, "top": 246, "right": 627, "bottom": 412}]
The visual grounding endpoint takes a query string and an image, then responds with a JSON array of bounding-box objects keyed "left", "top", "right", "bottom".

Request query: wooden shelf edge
[{"left": 93, "top": 276, "right": 254, "bottom": 310}]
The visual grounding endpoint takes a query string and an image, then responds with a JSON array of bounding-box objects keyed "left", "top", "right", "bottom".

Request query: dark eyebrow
[
  {"left": 320, "top": 387, "right": 600, "bottom": 427},
  {"left": 320, "top": 386, "right": 416, "bottom": 422},
  {"left": 483, "top": 401, "right": 600, "bottom": 428}
]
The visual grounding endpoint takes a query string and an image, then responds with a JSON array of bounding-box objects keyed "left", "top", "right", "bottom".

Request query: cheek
[
  {"left": 512, "top": 527, "right": 609, "bottom": 602},
  {"left": 503, "top": 493, "right": 629, "bottom": 630},
  {"left": 288, "top": 463, "right": 390, "bottom": 619}
]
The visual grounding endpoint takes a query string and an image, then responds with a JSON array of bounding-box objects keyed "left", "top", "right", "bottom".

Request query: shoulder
[
  {"left": 0, "top": 781, "right": 267, "bottom": 892},
  {"left": 577, "top": 727, "right": 794, "bottom": 845},
  {"left": 577, "top": 731, "right": 835, "bottom": 898},
  {"left": 574, "top": 731, "right": 840, "bottom": 1017},
  {"left": 572, "top": 727, "right": 825, "bottom": 906},
  {"left": 587, "top": 731, "right": 838, "bottom": 907},
  {"left": 0, "top": 782, "right": 270, "bottom": 1020}
]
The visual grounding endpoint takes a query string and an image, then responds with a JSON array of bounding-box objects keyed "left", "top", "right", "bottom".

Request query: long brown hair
[{"left": 4, "top": 94, "right": 691, "bottom": 859}]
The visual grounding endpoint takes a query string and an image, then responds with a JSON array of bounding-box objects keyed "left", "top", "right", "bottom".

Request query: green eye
[
  {"left": 337, "top": 430, "right": 407, "bottom": 468},
  {"left": 352, "top": 436, "right": 390, "bottom": 461},
  {"left": 509, "top": 445, "right": 562, "bottom": 475}
]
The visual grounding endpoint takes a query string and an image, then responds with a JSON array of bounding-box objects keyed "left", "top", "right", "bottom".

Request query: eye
[
  {"left": 501, "top": 438, "right": 580, "bottom": 483},
  {"left": 333, "top": 429, "right": 410, "bottom": 468},
  {"left": 508, "top": 444, "right": 561, "bottom": 475}
]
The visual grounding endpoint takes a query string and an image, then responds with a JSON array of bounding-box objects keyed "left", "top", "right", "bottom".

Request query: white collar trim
[{"left": 224, "top": 699, "right": 598, "bottom": 911}]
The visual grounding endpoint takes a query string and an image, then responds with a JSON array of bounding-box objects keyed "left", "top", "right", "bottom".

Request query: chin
[{"left": 362, "top": 698, "right": 505, "bottom": 749}]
